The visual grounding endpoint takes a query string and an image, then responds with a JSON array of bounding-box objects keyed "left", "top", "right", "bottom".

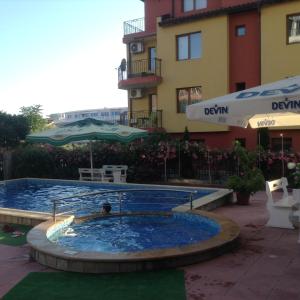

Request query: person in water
[{"left": 102, "top": 202, "right": 112, "bottom": 214}]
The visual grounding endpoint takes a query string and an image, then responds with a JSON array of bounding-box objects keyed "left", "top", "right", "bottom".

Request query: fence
[
  {"left": 123, "top": 18, "right": 145, "bottom": 35},
  {"left": 162, "top": 150, "right": 294, "bottom": 184},
  {"left": 3, "top": 144, "right": 297, "bottom": 185},
  {"left": 118, "top": 58, "right": 162, "bottom": 81}
]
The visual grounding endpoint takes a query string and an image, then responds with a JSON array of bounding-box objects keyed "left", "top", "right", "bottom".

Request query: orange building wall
[
  {"left": 142, "top": 0, "right": 260, "bottom": 33},
  {"left": 185, "top": 127, "right": 257, "bottom": 150},
  {"left": 174, "top": 0, "right": 222, "bottom": 16},
  {"left": 139, "top": 0, "right": 300, "bottom": 151},
  {"left": 229, "top": 10, "right": 261, "bottom": 92},
  {"left": 144, "top": 0, "right": 172, "bottom": 33},
  {"left": 226, "top": 10, "right": 261, "bottom": 150},
  {"left": 180, "top": 129, "right": 300, "bottom": 151},
  {"left": 221, "top": 0, "right": 258, "bottom": 8},
  {"left": 269, "top": 130, "right": 300, "bottom": 152},
  {"left": 188, "top": 9, "right": 261, "bottom": 151},
  {"left": 173, "top": 0, "right": 259, "bottom": 18}
]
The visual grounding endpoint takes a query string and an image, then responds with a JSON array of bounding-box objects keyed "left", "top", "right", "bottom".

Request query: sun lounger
[
  {"left": 102, "top": 165, "right": 128, "bottom": 183},
  {"left": 78, "top": 168, "right": 112, "bottom": 182},
  {"left": 79, "top": 165, "right": 128, "bottom": 183}
]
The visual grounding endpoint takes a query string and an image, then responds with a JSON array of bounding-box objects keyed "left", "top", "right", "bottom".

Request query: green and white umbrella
[{"left": 26, "top": 118, "right": 148, "bottom": 169}]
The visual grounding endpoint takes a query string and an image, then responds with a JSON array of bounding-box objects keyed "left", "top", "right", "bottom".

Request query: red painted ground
[
  {"left": 0, "top": 191, "right": 299, "bottom": 299},
  {"left": 184, "top": 192, "right": 300, "bottom": 300},
  {"left": 0, "top": 244, "right": 51, "bottom": 297}
]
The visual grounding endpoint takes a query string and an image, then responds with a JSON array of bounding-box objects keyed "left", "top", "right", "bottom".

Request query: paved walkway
[
  {"left": 0, "top": 244, "right": 51, "bottom": 298},
  {"left": 184, "top": 192, "right": 300, "bottom": 300},
  {"left": 0, "top": 192, "right": 299, "bottom": 299}
]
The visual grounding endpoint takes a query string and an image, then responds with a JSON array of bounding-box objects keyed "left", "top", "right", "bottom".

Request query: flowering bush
[
  {"left": 8, "top": 130, "right": 300, "bottom": 184},
  {"left": 288, "top": 163, "right": 300, "bottom": 188}
]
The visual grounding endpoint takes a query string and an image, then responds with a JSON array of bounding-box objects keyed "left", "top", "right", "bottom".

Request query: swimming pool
[
  {"left": 1, "top": 178, "right": 238, "bottom": 273},
  {"left": 28, "top": 210, "right": 240, "bottom": 273},
  {"left": 49, "top": 213, "right": 221, "bottom": 253},
  {"left": 0, "top": 178, "right": 215, "bottom": 215}
]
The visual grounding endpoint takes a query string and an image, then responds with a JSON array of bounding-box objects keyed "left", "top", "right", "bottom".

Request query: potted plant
[{"left": 227, "top": 143, "right": 265, "bottom": 205}]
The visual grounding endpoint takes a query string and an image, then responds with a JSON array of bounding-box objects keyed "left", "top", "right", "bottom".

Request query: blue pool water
[
  {"left": 50, "top": 213, "right": 220, "bottom": 253},
  {"left": 0, "top": 179, "right": 215, "bottom": 216}
]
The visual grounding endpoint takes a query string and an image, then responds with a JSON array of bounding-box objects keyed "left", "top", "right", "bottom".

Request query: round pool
[
  {"left": 28, "top": 211, "right": 240, "bottom": 273},
  {"left": 49, "top": 213, "right": 220, "bottom": 253}
]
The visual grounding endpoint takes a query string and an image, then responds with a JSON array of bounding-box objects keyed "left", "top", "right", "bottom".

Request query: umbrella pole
[
  {"left": 89, "top": 141, "right": 94, "bottom": 180},
  {"left": 258, "top": 132, "right": 261, "bottom": 169}
]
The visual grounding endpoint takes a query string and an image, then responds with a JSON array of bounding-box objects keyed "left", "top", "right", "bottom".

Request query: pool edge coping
[
  {"left": 0, "top": 177, "right": 233, "bottom": 215},
  {"left": 26, "top": 210, "right": 240, "bottom": 273}
]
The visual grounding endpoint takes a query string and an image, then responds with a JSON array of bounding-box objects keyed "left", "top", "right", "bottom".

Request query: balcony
[
  {"left": 118, "top": 58, "right": 162, "bottom": 89},
  {"left": 119, "top": 110, "right": 163, "bottom": 129},
  {"left": 124, "top": 18, "right": 145, "bottom": 36}
]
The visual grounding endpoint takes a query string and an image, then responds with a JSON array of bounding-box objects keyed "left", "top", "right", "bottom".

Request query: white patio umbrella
[{"left": 186, "top": 76, "right": 300, "bottom": 128}]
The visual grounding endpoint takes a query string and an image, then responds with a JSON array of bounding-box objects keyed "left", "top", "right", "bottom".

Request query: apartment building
[
  {"left": 118, "top": 0, "right": 300, "bottom": 151},
  {"left": 49, "top": 107, "right": 128, "bottom": 125}
]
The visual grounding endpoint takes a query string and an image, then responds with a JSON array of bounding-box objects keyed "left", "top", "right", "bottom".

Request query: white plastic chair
[{"left": 266, "top": 177, "right": 297, "bottom": 229}]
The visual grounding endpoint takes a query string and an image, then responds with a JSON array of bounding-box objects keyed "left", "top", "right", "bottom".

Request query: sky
[{"left": 0, "top": 0, "right": 144, "bottom": 116}]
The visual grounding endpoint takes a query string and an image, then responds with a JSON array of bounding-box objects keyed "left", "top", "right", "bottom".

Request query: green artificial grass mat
[
  {"left": 2, "top": 270, "right": 186, "bottom": 300},
  {"left": 0, "top": 224, "right": 32, "bottom": 246}
]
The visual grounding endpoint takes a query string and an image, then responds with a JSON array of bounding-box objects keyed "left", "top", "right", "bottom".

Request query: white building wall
[{"left": 49, "top": 107, "right": 128, "bottom": 124}]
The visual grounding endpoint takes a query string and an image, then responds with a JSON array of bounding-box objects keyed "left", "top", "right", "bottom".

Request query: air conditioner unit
[
  {"left": 130, "top": 42, "right": 144, "bottom": 54},
  {"left": 129, "top": 89, "right": 143, "bottom": 99}
]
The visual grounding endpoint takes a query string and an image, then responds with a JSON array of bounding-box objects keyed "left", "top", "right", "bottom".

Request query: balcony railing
[
  {"left": 119, "top": 110, "right": 162, "bottom": 129},
  {"left": 118, "top": 58, "right": 162, "bottom": 82},
  {"left": 124, "top": 18, "right": 145, "bottom": 35}
]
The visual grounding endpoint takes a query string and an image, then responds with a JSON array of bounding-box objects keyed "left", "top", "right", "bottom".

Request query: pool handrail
[{"left": 51, "top": 188, "right": 198, "bottom": 222}]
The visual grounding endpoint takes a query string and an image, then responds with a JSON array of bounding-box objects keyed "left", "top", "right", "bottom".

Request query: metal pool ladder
[{"left": 51, "top": 188, "right": 198, "bottom": 222}]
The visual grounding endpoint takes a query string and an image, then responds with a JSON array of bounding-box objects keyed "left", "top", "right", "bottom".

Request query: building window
[
  {"left": 271, "top": 137, "right": 292, "bottom": 151},
  {"left": 177, "top": 86, "right": 202, "bottom": 113},
  {"left": 177, "top": 32, "right": 202, "bottom": 60},
  {"left": 183, "top": 0, "right": 207, "bottom": 12},
  {"left": 236, "top": 25, "right": 246, "bottom": 37},
  {"left": 287, "top": 13, "right": 300, "bottom": 44},
  {"left": 236, "top": 82, "right": 246, "bottom": 92}
]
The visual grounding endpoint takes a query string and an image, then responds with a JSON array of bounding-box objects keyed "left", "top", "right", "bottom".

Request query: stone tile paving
[
  {"left": 0, "top": 191, "right": 299, "bottom": 300},
  {"left": 0, "top": 244, "right": 50, "bottom": 298},
  {"left": 184, "top": 192, "right": 300, "bottom": 300}
]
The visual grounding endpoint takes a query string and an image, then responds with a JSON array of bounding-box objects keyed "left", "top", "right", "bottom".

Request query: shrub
[
  {"left": 227, "top": 143, "right": 265, "bottom": 195},
  {"left": 12, "top": 145, "right": 55, "bottom": 178}
]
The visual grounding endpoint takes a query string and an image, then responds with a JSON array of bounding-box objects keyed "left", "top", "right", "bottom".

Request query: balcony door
[
  {"left": 149, "top": 94, "right": 157, "bottom": 112},
  {"left": 148, "top": 47, "right": 156, "bottom": 73}
]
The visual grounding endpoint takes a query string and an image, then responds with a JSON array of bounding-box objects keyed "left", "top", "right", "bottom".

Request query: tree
[
  {"left": 0, "top": 111, "right": 29, "bottom": 148},
  {"left": 20, "top": 105, "right": 47, "bottom": 133}
]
